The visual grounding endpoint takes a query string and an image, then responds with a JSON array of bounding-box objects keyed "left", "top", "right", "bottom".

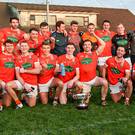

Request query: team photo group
[{"left": 0, "top": 16, "right": 135, "bottom": 111}]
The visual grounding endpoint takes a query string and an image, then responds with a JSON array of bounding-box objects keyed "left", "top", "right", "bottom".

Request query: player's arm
[
  {"left": 15, "top": 67, "right": 25, "bottom": 85},
  {"left": 122, "top": 70, "right": 131, "bottom": 84},
  {"left": 67, "top": 68, "right": 80, "bottom": 88},
  {"left": 20, "top": 61, "right": 42, "bottom": 74},
  {"left": 102, "top": 64, "right": 107, "bottom": 79},
  {"left": 93, "top": 32, "right": 106, "bottom": 56}
]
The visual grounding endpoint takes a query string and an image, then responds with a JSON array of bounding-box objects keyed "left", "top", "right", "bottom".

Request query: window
[
  {"left": 30, "top": 15, "right": 56, "bottom": 25},
  {"left": 65, "top": 16, "right": 89, "bottom": 26}
]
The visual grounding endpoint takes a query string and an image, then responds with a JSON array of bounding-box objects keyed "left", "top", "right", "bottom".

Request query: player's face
[
  {"left": 71, "top": 24, "right": 78, "bottom": 32},
  {"left": 42, "top": 45, "right": 51, "bottom": 55},
  {"left": 66, "top": 45, "right": 75, "bottom": 55},
  {"left": 117, "top": 24, "right": 125, "bottom": 35},
  {"left": 30, "top": 30, "right": 38, "bottom": 40},
  {"left": 57, "top": 24, "right": 65, "bottom": 33},
  {"left": 10, "top": 19, "right": 19, "bottom": 29},
  {"left": 20, "top": 42, "right": 30, "bottom": 53},
  {"left": 5, "top": 43, "right": 14, "bottom": 53},
  {"left": 83, "top": 41, "right": 92, "bottom": 52},
  {"left": 88, "top": 25, "right": 95, "bottom": 33},
  {"left": 116, "top": 47, "right": 125, "bottom": 58},
  {"left": 40, "top": 26, "right": 49, "bottom": 33},
  {"left": 103, "top": 22, "right": 110, "bottom": 31}
]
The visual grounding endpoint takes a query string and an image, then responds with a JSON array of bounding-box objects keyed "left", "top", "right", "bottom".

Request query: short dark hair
[
  {"left": 70, "top": 20, "right": 78, "bottom": 26},
  {"left": 29, "top": 28, "right": 39, "bottom": 33},
  {"left": 10, "top": 17, "right": 19, "bottom": 23},
  {"left": 56, "top": 21, "right": 65, "bottom": 29},
  {"left": 4, "top": 39, "right": 14, "bottom": 45},
  {"left": 19, "top": 40, "right": 28, "bottom": 45},
  {"left": 87, "top": 23, "right": 95, "bottom": 28},
  {"left": 102, "top": 20, "right": 111, "bottom": 25},
  {"left": 40, "top": 22, "right": 48, "bottom": 28},
  {"left": 67, "top": 43, "right": 76, "bottom": 48},
  {"left": 83, "top": 40, "right": 92, "bottom": 46},
  {"left": 117, "top": 45, "right": 126, "bottom": 51}
]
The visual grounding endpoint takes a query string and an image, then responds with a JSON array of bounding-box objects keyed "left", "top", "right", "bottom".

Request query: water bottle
[{"left": 60, "top": 63, "right": 65, "bottom": 76}]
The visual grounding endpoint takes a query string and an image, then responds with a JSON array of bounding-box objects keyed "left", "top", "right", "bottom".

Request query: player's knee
[
  {"left": 28, "top": 103, "right": 36, "bottom": 107},
  {"left": 127, "top": 80, "right": 132, "bottom": 87},
  {"left": 102, "top": 79, "right": 108, "bottom": 87}
]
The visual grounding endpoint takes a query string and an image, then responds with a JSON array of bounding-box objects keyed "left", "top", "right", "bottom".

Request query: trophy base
[{"left": 76, "top": 103, "right": 88, "bottom": 110}]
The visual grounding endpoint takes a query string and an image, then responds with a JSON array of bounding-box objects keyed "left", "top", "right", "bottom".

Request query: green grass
[{"left": 1, "top": 87, "right": 135, "bottom": 135}]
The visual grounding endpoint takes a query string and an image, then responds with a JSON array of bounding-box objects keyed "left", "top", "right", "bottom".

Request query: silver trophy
[{"left": 74, "top": 93, "right": 88, "bottom": 109}]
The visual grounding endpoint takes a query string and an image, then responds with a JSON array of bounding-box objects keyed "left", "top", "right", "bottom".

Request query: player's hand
[
  {"left": 50, "top": 37, "right": 55, "bottom": 42},
  {"left": 122, "top": 77, "right": 128, "bottom": 84},
  {"left": 24, "top": 83, "right": 32, "bottom": 92},
  {"left": 19, "top": 68, "right": 26, "bottom": 73},
  {"left": 63, "top": 30, "right": 68, "bottom": 37},
  {"left": 67, "top": 80, "right": 74, "bottom": 88},
  {"left": 23, "top": 33, "right": 30, "bottom": 41}
]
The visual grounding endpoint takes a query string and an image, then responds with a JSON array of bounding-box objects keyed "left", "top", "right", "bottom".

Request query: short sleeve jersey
[
  {"left": 0, "top": 53, "right": 15, "bottom": 82},
  {"left": 106, "top": 57, "right": 130, "bottom": 85},
  {"left": 77, "top": 51, "right": 98, "bottom": 82},
  {"left": 15, "top": 53, "right": 39, "bottom": 85},
  {"left": 38, "top": 54, "right": 57, "bottom": 84},
  {"left": 51, "top": 31, "right": 68, "bottom": 56},
  {"left": 95, "top": 30, "right": 115, "bottom": 57},
  {"left": 57, "top": 54, "right": 79, "bottom": 83}
]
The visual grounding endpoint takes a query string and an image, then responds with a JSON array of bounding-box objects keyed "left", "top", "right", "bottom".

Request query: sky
[{"left": 2, "top": 0, "right": 135, "bottom": 15}]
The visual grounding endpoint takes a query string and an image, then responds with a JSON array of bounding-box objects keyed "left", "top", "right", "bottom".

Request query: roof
[{"left": 0, "top": 2, "right": 135, "bottom": 30}]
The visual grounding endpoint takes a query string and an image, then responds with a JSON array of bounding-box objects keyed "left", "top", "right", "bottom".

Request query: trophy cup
[{"left": 74, "top": 93, "right": 88, "bottom": 110}]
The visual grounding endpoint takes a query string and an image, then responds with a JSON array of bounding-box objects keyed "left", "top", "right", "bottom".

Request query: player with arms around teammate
[
  {"left": 6, "top": 41, "right": 41, "bottom": 109},
  {"left": 104, "top": 46, "right": 132, "bottom": 105}
]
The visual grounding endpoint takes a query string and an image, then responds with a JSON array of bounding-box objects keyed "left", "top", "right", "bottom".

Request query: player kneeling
[
  {"left": 38, "top": 40, "right": 63, "bottom": 105},
  {"left": 0, "top": 40, "right": 15, "bottom": 111},
  {"left": 6, "top": 41, "right": 41, "bottom": 109},
  {"left": 104, "top": 46, "right": 132, "bottom": 105},
  {"left": 53, "top": 43, "right": 80, "bottom": 105}
]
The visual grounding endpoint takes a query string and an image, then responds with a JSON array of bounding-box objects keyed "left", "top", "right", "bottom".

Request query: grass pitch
[{"left": 1, "top": 87, "right": 135, "bottom": 135}]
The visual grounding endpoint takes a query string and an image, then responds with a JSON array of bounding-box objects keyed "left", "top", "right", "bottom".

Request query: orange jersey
[
  {"left": 27, "top": 39, "right": 40, "bottom": 56},
  {"left": 82, "top": 32, "right": 97, "bottom": 43},
  {"left": 38, "top": 54, "right": 57, "bottom": 84},
  {"left": 15, "top": 53, "right": 39, "bottom": 85},
  {"left": 57, "top": 55, "right": 79, "bottom": 83},
  {"left": 95, "top": 30, "right": 115, "bottom": 57},
  {"left": 0, "top": 53, "right": 15, "bottom": 82},
  {"left": 38, "top": 32, "right": 52, "bottom": 56},
  {"left": 77, "top": 52, "right": 98, "bottom": 82},
  {"left": 0, "top": 27, "right": 25, "bottom": 43},
  {"left": 106, "top": 57, "right": 130, "bottom": 85},
  {"left": 82, "top": 32, "right": 99, "bottom": 51},
  {"left": 0, "top": 27, "right": 25, "bottom": 55},
  {"left": 38, "top": 31, "right": 51, "bottom": 45}
]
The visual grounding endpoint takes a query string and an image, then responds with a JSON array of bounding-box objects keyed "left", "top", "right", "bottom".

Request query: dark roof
[{"left": 0, "top": 2, "right": 135, "bottom": 30}]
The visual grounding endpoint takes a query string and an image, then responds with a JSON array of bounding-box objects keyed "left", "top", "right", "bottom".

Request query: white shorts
[
  {"left": 38, "top": 77, "right": 54, "bottom": 93},
  {"left": 15, "top": 80, "right": 38, "bottom": 97},
  {"left": 125, "top": 57, "right": 132, "bottom": 70},
  {"left": 76, "top": 76, "right": 98, "bottom": 93},
  {"left": 109, "top": 82, "right": 123, "bottom": 94},
  {"left": 98, "top": 56, "right": 111, "bottom": 66}
]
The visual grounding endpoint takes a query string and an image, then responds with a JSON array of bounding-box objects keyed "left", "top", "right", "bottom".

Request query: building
[{"left": 0, "top": 2, "right": 135, "bottom": 31}]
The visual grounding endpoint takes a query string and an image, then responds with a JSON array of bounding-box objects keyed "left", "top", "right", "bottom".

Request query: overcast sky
[{"left": 1, "top": 0, "right": 135, "bottom": 15}]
